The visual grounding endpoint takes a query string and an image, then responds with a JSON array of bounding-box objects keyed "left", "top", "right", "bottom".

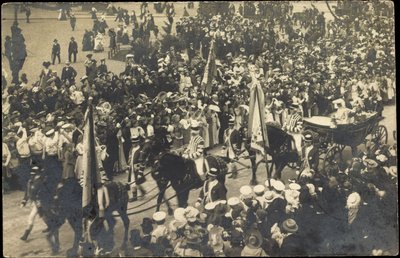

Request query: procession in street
[{"left": 2, "top": 1, "right": 397, "bottom": 257}]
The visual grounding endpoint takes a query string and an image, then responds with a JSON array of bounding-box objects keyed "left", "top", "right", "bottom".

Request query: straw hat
[
  {"left": 240, "top": 185, "right": 253, "bottom": 199},
  {"left": 228, "top": 197, "right": 240, "bottom": 206},
  {"left": 282, "top": 219, "right": 299, "bottom": 233},
  {"left": 153, "top": 211, "right": 166, "bottom": 222}
]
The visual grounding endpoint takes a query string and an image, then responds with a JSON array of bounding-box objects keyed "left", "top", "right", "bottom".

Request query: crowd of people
[{"left": 2, "top": 1, "right": 397, "bottom": 256}]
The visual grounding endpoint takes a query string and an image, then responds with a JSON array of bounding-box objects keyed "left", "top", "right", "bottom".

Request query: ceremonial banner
[
  {"left": 248, "top": 78, "right": 269, "bottom": 154},
  {"left": 81, "top": 104, "right": 101, "bottom": 214},
  {"left": 201, "top": 39, "right": 217, "bottom": 95}
]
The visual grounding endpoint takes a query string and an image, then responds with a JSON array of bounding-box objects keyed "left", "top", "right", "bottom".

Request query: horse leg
[
  {"left": 66, "top": 215, "right": 81, "bottom": 257},
  {"left": 249, "top": 157, "right": 258, "bottom": 185},
  {"left": 174, "top": 182, "right": 189, "bottom": 208},
  {"left": 163, "top": 195, "right": 173, "bottom": 215},
  {"left": 118, "top": 209, "right": 130, "bottom": 251},
  {"left": 156, "top": 182, "right": 167, "bottom": 212}
]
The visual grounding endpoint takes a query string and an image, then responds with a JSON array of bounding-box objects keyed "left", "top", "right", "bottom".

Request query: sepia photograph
[{"left": 1, "top": 1, "right": 397, "bottom": 257}]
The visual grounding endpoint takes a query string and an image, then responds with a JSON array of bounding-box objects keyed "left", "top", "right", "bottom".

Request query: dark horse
[
  {"left": 253, "top": 124, "right": 299, "bottom": 180},
  {"left": 139, "top": 137, "right": 228, "bottom": 214},
  {"left": 39, "top": 178, "right": 130, "bottom": 256}
]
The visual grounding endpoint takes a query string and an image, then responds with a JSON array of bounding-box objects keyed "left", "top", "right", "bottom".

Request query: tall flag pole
[
  {"left": 247, "top": 71, "right": 271, "bottom": 187},
  {"left": 201, "top": 36, "right": 217, "bottom": 95},
  {"left": 80, "top": 99, "right": 101, "bottom": 254}
]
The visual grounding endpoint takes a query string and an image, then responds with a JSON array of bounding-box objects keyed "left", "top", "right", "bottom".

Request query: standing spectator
[
  {"left": 61, "top": 61, "right": 77, "bottom": 84},
  {"left": 25, "top": 6, "right": 31, "bottom": 23},
  {"left": 39, "top": 61, "right": 52, "bottom": 88},
  {"left": 70, "top": 14, "right": 76, "bottom": 31},
  {"left": 90, "top": 7, "right": 97, "bottom": 20},
  {"left": 51, "top": 39, "right": 61, "bottom": 65},
  {"left": 68, "top": 37, "right": 78, "bottom": 63},
  {"left": 97, "top": 59, "right": 108, "bottom": 75}
]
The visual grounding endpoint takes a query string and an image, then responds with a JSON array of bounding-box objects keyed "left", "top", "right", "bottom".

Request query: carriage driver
[
  {"left": 182, "top": 120, "right": 206, "bottom": 180},
  {"left": 282, "top": 103, "right": 303, "bottom": 167}
]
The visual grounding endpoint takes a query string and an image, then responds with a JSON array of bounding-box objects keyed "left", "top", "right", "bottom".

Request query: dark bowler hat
[
  {"left": 42, "top": 61, "right": 51, "bottom": 68},
  {"left": 86, "top": 54, "right": 93, "bottom": 58}
]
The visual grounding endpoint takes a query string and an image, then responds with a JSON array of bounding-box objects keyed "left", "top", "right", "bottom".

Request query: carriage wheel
[
  {"left": 322, "top": 145, "right": 342, "bottom": 176},
  {"left": 374, "top": 125, "right": 388, "bottom": 145}
]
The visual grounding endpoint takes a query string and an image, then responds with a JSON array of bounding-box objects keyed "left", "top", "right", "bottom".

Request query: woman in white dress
[{"left": 93, "top": 33, "right": 104, "bottom": 52}]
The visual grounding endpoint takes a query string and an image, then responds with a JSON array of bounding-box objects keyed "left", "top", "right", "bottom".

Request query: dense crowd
[{"left": 2, "top": 1, "right": 397, "bottom": 256}]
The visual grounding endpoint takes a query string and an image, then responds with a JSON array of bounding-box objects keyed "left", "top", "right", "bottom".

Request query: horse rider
[
  {"left": 182, "top": 120, "right": 206, "bottom": 180},
  {"left": 20, "top": 166, "right": 47, "bottom": 241},
  {"left": 223, "top": 116, "right": 241, "bottom": 179},
  {"left": 128, "top": 134, "right": 147, "bottom": 202},
  {"left": 282, "top": 102, "right": 303, "bottom": 167},
  {"left": 299, "top": 133, "right": 319, "bottom": 178},
  {"left": 195, "top": 167, "right": 227, "bottom": 207}
]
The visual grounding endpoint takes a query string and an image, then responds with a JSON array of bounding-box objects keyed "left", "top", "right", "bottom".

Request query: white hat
[
  {"left": 174, "top": 208, "right": 187, "bottom": 222},
  {"left": 184, "top": 206, "right": 199, "bottom": 222},
  {"left": 126, "top": 54, "right": 134, "bottom": 58},
  {"left": 45, "top": 129, "right": 55, "bottom": 136},
  {"left": 227, "top": 197, "right": 240, "bottom": 206},
  {"left": 272, "top": 180, "right": 285, "bottom": 192},
  {"left": 205, "top": 202, "right": 216, "bottom": 211},
  {"left": 153, "top": 211, "right": 167, "bottom": 222},
  {"left": 265, "top": 178, "right": 276, "bottom": 188},
  {"left": 240, "top": 185, "right": 253, "bottom": 199},
  {"left": 61, "top": 123, "right": 74, "bottom": 129},
  {"left": 264, "top": 191, "right": 275, "bottom": 203},
  {"left": 346, "top": 192, "right": 361, "bottom": 207},
  {"left": 253, "top": 185, "right": 265, "bottom": 195},
  {"left": 288, "top": 183, "right": 301, "bottom": 191}
]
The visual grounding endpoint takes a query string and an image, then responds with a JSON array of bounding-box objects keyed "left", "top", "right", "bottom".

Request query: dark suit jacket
[
  {"left": 68, "top": 41, "right": 78, "bottom": 53},
  {"left": 52, "top": 43, "right": 60, "bottom": 54},
  {"left": 279, "top": 233, "right": 308, "bottom": 256},
  {"left": 61, "top": 66, "right": 77, "bottom": 82},
  {"left": 198, "top": 180, "right": 227, "bottom": 204}
]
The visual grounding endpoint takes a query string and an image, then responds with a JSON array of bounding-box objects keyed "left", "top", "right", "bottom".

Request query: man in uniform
[
  {"left": 183, "top": 120, "right": 206, "bottom": 180},
  {"left": 19, "top": 166, "right": 47, "bottom": 241},
  {"left": 223, "top": 116, "right": 241, "bottom": 179},
  {"left": 128, "top": 135, "right": 146, "bottom": 202},
  {"left": 196, "top": 168, "right": 227, "bottom": 207},
  {"left": 151, "top": 211, "right": 168, "bottom": 244},
  {"left": 282, "top": 103, "right": 303, "bottom": 167}
]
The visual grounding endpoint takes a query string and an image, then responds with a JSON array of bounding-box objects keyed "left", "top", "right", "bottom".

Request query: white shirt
[
  {"left": 16, "top": 128, "right": 31, "bottom": 157},
  {"left": 44, "top": 132, "right": 59, "bottom": 156}
]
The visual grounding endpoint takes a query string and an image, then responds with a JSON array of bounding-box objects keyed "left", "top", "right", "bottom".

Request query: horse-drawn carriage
[{"left": 303, "top": 112, "right": 388, "bottom": 175}]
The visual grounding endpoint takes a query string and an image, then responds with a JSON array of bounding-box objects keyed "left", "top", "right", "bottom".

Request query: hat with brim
[
  {"left": 186, "top": 233, "right": 202, "bottom": 245},
  {"left": 42, "top": 61, "right": 51, "bottom": 68},
  {"left": 207, "top": 167, "right": 218, "bottom": 177},
  {"left": 282, "top": 219, "right": 298, "bottom": 233},
  {"left": 153, "top": 211, "right": 166, "bottom": 222},
  {"left": 363, "top": 159, "right": 378, "bottom": 169},
  {"left": 204, "top": 202, "right": 216, "bottom": 211},
  {"left": 272, "top": 180, "right": 285, "bottom": 192},
  {"left": 264, "top": 191, "right": 275, "bottom": 203},
  {"left": 245, "top": 229, "right": 263, "bottom": 249},
  {"left": 253, "top": 185, "right": 265, "bottom": 195},
  {"left": 346, "top": 192, "right": 361, "bottom": 207},
  {"left": 45, "top": 129, "right": 55, "bottom": 136},
  {"left": 86, "top": 54, "right": 93, "bottom": 58},
  {"left": 228, "top": 197, "right": 240, "bottom": 206},
  {"left": 288, "top": 183, "right": 301, "bottom": 191},
  {"left": 240, "top": 185, "right": 253, "bottom": 199},
  {"left": 304, "top": 133, "right": 313, "bottom": 142}
]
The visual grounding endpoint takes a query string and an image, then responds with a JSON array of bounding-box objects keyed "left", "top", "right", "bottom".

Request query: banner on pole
[
  {"left": 248, "top": 78, "right": 269, "bottom": 154},
  {"left": 201, "top": 39, "right": 217, "bottom": 95}
]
